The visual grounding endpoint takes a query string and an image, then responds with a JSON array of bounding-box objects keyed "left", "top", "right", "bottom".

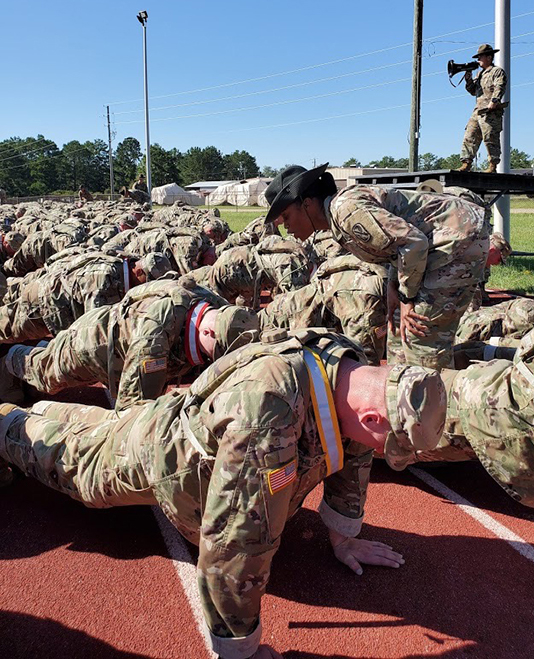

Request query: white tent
[
  {"left": 257, "top": 189, "right": 269, "bottom": 208},
  {"left": 151, "top": 183, "right": 203, "bottom": 206},
  {"left": 207, "top": 178, "right": 271, "bottom": 206}
]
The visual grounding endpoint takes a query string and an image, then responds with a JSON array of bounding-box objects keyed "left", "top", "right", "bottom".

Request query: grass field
[{"left": 208, "top": 198, "right": 534, "bottom": 295}]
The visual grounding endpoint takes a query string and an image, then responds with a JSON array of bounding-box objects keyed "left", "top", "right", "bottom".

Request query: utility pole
[
  {"left": 409, "top": 0, "right": 424, "bottom": 172},
  {"left": 106, "top": 105, "right": 115, "bottom": 197},
  {"left": 137, "top": 11, "right": 152, "bottom": 202},
  {"left": 494, "top": 0, "right": 510, "bottom": 241}
]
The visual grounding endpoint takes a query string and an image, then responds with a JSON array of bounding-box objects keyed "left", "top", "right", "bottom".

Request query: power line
[
  {"left": 0, "top": 141, "right": 59, "bottom": 165},
  {"left": 0, "top": 137, "right": 55, "bottom": 159},
  {"left": 216, "top": 80, "right": 534, "bottom": 134},
  {"left": 113, "top": 50, "right": 534, "bottom": 127},
  {"left": 0, "top": 145, "right": 101, "bottom": 174},
  {"left": 106, "top": 10, "right": 534, "bottom": 107}
]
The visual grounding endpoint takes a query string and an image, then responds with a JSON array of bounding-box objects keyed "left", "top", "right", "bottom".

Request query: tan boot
[
  {"left": 457, "top": 160, "right": 473, "bottom": 172},
  {"left": 484, "top": 161, "right": 498, "bottom": 174}
]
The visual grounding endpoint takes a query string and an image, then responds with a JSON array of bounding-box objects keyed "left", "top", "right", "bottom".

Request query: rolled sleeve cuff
[
  {"left": 204, "top": 619, "right": 262, "bottom": 659},
  {"left": 319, "top": 499, "right": 363, "bottom": 537}
]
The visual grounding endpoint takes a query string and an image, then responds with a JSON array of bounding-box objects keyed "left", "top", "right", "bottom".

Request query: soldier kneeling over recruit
[
  {"left": 264, "top": 164, "right": 489, "bottom": 370},
  {"left": 2, "top": 278, "right": 259, "bottom": 410},
  {"left": 0, "top": 329, "right": 446, "bottom": 659}
]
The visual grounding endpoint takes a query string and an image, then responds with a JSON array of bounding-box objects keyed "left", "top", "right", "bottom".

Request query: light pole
[{"left": 137, "top": 10, "right": 152, "bottom": 203}]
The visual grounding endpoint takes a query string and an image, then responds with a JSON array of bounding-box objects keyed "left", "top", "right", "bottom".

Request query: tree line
[
  {"left": 0, "top": 134, "right": 532, "bottom": 197},
  {"left": 0, "top": 136, "right": 261, "bottom": 196}
]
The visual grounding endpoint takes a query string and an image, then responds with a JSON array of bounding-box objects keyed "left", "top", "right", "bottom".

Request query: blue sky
[{"left": 1, "top": 0, "right": 533, "bottom": 170}]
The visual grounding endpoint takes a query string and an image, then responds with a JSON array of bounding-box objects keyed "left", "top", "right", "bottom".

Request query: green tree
[
  {"left": 57, "top": 140, "right": 109, "bottom": 193},
  {"left": 114, "top": 137, "right": 142, "bottom": 189},
  {"left": 436, "top": 153, "right": 462, "bottom": 170},
  {"left": 181, "top": 146, "right": 225, "bottom": 185},
  {"left": 510, "top": 148, "right": 533, "bottom": 169},
  {"left": 223, "top": 150, "right": 260, "bottom": 180},
  {"left": 342, "top": 157, "right": 361, "bottom": 167},
  {"left": 365, "top": 156, "right": 408, "bottom": 168},
  {"left": 260, "top": 165, "right": 280, "bottom": 178},
  {"left": 419, "top": 152, "right": 440, "bottom": 171},
  {"left": 138, "top": 144, "right": 183, "bottom": 187}
]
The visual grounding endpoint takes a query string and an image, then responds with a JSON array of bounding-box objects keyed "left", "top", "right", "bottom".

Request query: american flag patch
[
  {"left": 143, "top": 357, "right": 167, "bottom": 374},
  {"left": 375, "top": 325, "right": 387, "bottom": 339},
  {"left": 267, "top": 460, "right": 297, "bottom": 495}
]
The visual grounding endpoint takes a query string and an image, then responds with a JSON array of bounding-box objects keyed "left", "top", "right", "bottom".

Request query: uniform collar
[{"left": 184, "top": 301, "right": 211, "bottom": 366}]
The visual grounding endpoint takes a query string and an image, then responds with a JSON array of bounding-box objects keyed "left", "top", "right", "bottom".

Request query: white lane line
[
  {"left": 151, "top": 507, "right": 216, "bottom": 657},
  {"left": 409, "top": 467, "right": 534, "bottom": 564}
]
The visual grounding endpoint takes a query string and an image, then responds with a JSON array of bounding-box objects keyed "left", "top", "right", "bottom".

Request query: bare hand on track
[{"left": 330, "top": 530, "right": 405, "bottom": 576}]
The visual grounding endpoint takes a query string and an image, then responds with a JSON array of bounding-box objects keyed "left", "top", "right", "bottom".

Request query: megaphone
[{"left": 448, "top": 60, "right": 479, "bottom": 78}]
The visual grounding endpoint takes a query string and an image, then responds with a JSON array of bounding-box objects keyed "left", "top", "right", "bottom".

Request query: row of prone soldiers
[{"left": 1, "top": 183, "right": 533, "bottom": 659}]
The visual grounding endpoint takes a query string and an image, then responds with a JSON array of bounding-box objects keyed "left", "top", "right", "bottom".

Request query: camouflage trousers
[
  {"left": 0, "top": 276, "right": 48, "bottom": 344},
  {"left": 387, "top": 284, "right": 477, "bottom": 370},
  {"left": 460, "top": 109, "right": 503, "bottom": 164},
  {"left": 0, "top": 392, "right": 204, "bottom": 536}
]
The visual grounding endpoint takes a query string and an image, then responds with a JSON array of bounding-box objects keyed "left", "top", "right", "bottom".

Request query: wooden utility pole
[
  {"left": 106, "top": 106, "right": 115, "bottom": 196},
  {"left": 409, "top": 0, "right": 424, "bottom": 172}
]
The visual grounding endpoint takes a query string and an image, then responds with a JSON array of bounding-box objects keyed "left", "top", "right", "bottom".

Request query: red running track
[{"left": 1, "top": 386, "right": 534, "bottom": 658}]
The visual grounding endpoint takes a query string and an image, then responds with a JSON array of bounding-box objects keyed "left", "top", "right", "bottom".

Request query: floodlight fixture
[{"left": 137, "top": 10, "right": 148, "bottom": 25}]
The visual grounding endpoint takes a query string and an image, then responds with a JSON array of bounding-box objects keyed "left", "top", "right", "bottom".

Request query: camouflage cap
[
  {"left": 213, "top": 305, "right": 259, "bottom": 359},
  {"left": 2, "top": 231, "right": 25, "bottom": 252},
  {"left": 490, "top": 232, "right": 512, "bottom": 264},
  {"left": 136, "top": 252, "right": 173, "bottom": 281},
  {"left": 384, "top": 363, "right": 447, "bottom": 471}
]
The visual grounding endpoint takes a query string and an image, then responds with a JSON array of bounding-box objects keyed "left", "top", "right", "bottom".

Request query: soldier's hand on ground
[
  {"left": 329, "top": 530, "right": 405, "bottom": 576},
  {"left": 248, "top": 644, "right": 283, "bottom": 658},
  {"left": 400, "top": 301, "right": 429, "bottom": 341},
  {"left": 387, "top": 281, "right": 400, "bottom": 336}
]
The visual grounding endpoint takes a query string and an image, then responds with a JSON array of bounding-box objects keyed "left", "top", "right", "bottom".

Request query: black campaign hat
[{"left": 264, "top": 163, "right": 329, "bottom": 223}]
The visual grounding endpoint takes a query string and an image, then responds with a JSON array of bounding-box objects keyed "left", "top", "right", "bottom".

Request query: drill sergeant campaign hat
[
  {"left": 384, "top": 364, "right": 447, "bottom": 471},
  {"left": 264, "top": 163, "right": 334, "bottom": 223},
  {"left": 490, "top": 232, "right": 512, "bottom": 264},
  {"left": 136, "top": 253, "right": 173, "bottom": 281},
  {"left": 472, "top": 43, "right": 500, "bottom": 58},
  {"left": 213, "top": 305, "right": 259, "bottom": 359}
]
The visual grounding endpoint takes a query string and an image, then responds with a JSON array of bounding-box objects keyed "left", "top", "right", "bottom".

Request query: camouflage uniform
[
  {"left": 0, "top": 329, "right": 443, "bottom": 657},
  {"left": 326, "top": 186, "right": 489, "bottom": 369},
  {"left": 3, "top": 223, "right": 88, "bottom": 277},
  {"left": 304, "top": 229, "right": 348, "bottom": 271},
  {"left": 414, "top": 328, "right": 534, "bottom": 507},
  {"left": 190, "top": 236, "right": 310, "bottom": 308},
  {"left": 216, "top": 216, "right": 280, "bottom": 256},
  {"left": 260, "top": 255, "right": 387, "bottom": 365},
  {"left": 455, "top": 297, "right": 534, "bottom": 345},
  {"left": 5, "top": 279, "right": 256, "bottom": 411},
  {"left": 460, "top": 65, "right": 507, "bottom": 165},
  {"left": 0, "top": 252, "right": 135, "bottom": 344}
]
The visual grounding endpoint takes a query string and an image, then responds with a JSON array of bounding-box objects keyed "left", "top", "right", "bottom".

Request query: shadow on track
[{"left": 0, "top": 611, "right": 152, "bottom": 658}]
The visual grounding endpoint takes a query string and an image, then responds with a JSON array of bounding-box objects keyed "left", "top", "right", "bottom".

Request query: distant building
[{"left": 326, "top": 166, "right": 408, "bottom": 189}]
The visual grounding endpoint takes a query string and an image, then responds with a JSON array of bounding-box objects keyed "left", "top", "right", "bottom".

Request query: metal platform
[{"left": 347, "top": 169, "right": 534, "bottom": 196}]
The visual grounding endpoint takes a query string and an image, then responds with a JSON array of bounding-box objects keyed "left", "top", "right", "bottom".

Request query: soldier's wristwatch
[{"left": 398, "top": 291, "right": 417, "bottom": 304}]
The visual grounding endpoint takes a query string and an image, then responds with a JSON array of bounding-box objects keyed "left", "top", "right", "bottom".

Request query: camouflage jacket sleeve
[
  {"left": 80, "top": 267, "right": 123, "bottom": 311},
  {"left": 489, "top": 66, "right": 507, "bottom": 101},
  {"left": 3, "top": 237, "right": 42, "bottom": 276},
  {"left": 319, "top": 441, "right": 374, "bottom": 537},
  {"left": 115, "top": 298, "right": 182, "bottom": 411},
  {"left": 465, "top": 73, "right": 477, "bottom": 96},
  {"left": 330, "top": 191, "right": 429, "bottom": 299},
  {"left": 197, "top": 357, "right": 303, "bottom": 656}
]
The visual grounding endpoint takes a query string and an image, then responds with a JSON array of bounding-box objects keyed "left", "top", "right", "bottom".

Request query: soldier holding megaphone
[{"left": 455, "top": 44, "right": 507, "bottom": 173}]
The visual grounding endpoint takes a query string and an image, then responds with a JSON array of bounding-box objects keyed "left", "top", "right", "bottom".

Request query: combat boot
[
  {"left": 0, "top": 402, "right": 19, "bottom": 488},
  {"left": 0, "top": 356, "right": 25, "bottom": 405},
  {"left": 484, "top": 161, "right": 498, "bottom": 174},
  {"left": 457, "top": 160, "right": 473, "bottom": 172}
]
